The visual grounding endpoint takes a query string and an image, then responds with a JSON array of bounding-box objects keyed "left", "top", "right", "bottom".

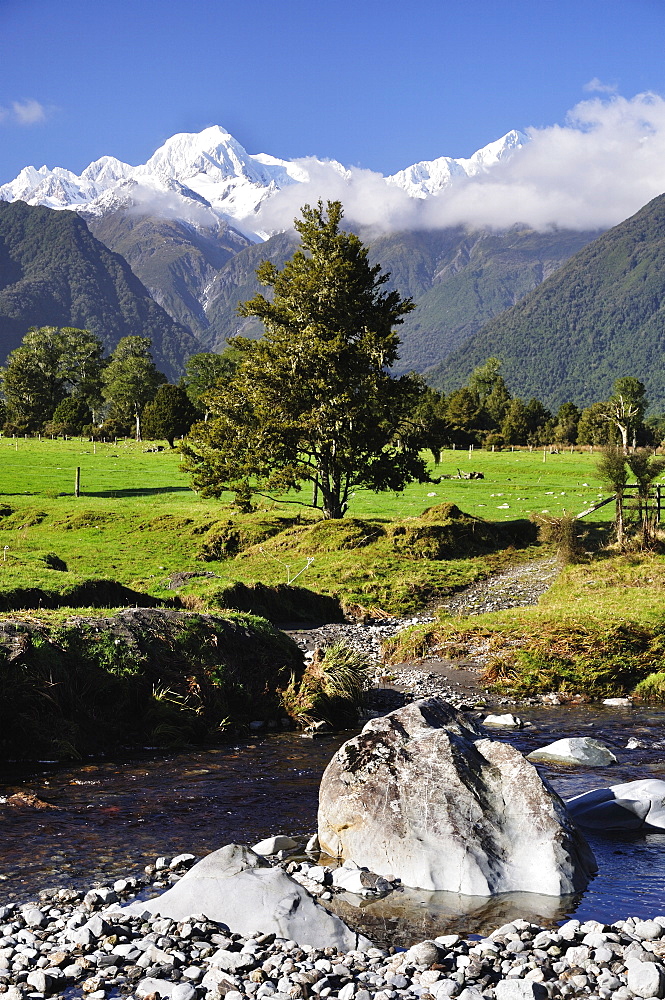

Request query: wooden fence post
[{"left": 75, "top": 467, "right": 80, "bottom": 498}]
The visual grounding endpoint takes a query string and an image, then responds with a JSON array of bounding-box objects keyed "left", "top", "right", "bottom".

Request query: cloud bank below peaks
[{"left": 249, "top": 92, "right": 665, "bottom": 235}]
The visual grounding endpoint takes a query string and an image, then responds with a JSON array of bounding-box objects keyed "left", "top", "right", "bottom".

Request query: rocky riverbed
[
  {"left": 2, "top": 850, "right": 665, "bottom": 1000},
  {"left": 284, "top": 557, "right": 561, "bottom": 710}
]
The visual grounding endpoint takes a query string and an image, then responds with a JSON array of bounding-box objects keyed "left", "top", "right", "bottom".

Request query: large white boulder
[
  {"left": 567, "top": 778, "right": 665, "bottom": 832},
  {"left": 317, "top": 698, "right": 595, "bottom": 896},
  {"left": 527, "top": 737, "right": 617, "bottom": 766},
  {"left": 126, "top": 844, "right": 371, "bottom": 950}
]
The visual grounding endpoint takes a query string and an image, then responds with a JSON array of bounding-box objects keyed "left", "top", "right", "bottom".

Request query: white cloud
[
  {"left": 249, "top": 91, "right": 665, "bottom": 235},
  {"left": 0, "top": 99, "right": 50, "bottom": 126},
  {"left": 584, "top": 78, "right": 618, "bottom": 94}
]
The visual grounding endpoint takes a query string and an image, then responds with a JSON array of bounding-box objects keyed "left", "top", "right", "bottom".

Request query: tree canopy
[
  {"left": 101, "top": 336, "right": 165, "bottom": 440},
  {"left": 0, "top": 326, "right": 104, "bottom": 432},
  {"left": 182, "top": 200, "right": 431, "bottom": 518},
  {"left": 142, "top": 384, "right": 198, "bottom": 447}
]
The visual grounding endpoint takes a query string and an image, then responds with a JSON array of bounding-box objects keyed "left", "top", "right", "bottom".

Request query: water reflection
[
  {"left": 1, "top": 706, "right": 665, "bottom": 942},
  {"left": 325, "top": 887, "right": 582, "bottom": 948}
]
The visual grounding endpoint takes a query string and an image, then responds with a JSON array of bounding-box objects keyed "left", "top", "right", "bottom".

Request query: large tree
[
  {"left": 182, "top": 200, "right": 430, "bottom": 518},
  {"left": 0, "top": 326, "right": 104, "bottom": 431},
  {"left": 101, "top": 336, "right": 165, "bottom": 441}
]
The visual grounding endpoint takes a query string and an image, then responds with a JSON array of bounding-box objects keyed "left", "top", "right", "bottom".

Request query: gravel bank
[
  {"left": 1, "top": 851, "right": 664, "bottom": 1000},
  {"left": 284, "top": 557, "right": 560, "bottom": 710}
]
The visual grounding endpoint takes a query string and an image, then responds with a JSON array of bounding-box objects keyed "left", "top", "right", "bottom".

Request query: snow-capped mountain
[
  {"left": 0, "top": 125, "right": 527, "bottom": 236},
  {"left": 387, "top": 130, "right": 526, "bottom": 198}
]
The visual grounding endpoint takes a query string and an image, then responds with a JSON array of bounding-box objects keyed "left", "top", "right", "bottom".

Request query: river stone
[
  {"left": 495, "top": 982, "right": 548, "bottom": 1000},
  {"left": 483, "top": 713, "right": 523, "bottom": 728},
  {"left": 627, "top": 960, "right": 665, "bottom": 998},
  {"left": 126, "top": 843, "right": 371, "bottom": 950},
  {"left": 252, "top": 836, "right": 300, "bottom": 856},
  {"left": 317, "top": 697, "right": 596, "bottom": 895},
  {"left": 567, "top": 778, "right": 665, "bottom": 832},
  {"left": 527, "top": 737, "right": 617, "bottom": 765}
]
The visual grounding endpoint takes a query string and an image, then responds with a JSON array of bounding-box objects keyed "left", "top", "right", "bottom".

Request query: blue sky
[{"left": 1, "top": 0, "right": 664, "bottom": 183}]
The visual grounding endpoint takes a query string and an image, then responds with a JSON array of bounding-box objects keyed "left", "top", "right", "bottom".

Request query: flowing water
[{"left": 1, "top": 705, "right": 665, "bottom": 944}]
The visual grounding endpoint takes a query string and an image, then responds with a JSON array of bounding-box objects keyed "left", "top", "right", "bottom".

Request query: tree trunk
[{"left": 135, "top": 411, "right": 141, "bottom": 442}]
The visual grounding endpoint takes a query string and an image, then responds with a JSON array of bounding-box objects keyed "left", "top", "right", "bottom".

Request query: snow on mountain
[
  {"left": 386, "top": 130, "right": 527, "bottom": 198},
  {"left": 0, "top": 126, "right": 527, "bottom": 232}
]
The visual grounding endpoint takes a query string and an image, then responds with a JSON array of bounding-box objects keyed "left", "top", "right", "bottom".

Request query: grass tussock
[
  {"left": 281, "top": 641, "right": 371, "bottom": 727},
  {"left": 633, "top": 672, "right": 665, "bottom": 703}
]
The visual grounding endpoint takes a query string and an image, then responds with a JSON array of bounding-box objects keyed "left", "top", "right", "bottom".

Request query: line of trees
[
  {"left": 423, "top": 361, "right": 657, "bottom": 452},
  {"left": 0, "top": 328, "right": 216, "bottom": 446}
]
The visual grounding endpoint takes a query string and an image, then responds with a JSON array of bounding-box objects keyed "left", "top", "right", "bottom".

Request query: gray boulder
[
  {"left": 126, "top": 843, "right": 371, "bottom": 950},
  {"left": 527, "top": 737, "right": 617, "bottom": 766},
  {"left": 317, "top": 697, "right": 595, "bottom": 896},
  {"left": 567, "top": 778, "right": 665, "bottom": 832}
]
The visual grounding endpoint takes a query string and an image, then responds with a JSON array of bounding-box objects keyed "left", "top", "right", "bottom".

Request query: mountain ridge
[
  {"left": 0, "top": 125, "right": 529, "bottom": 236},
  {"left": 429, "top": 193, "right": 665, "bottom": 411},
  {"left": 0, "top": 200, "right": 200, "bottom": 379}
]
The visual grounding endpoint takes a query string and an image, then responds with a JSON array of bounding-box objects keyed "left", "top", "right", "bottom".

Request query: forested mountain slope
[
  {"left": 0, "top": 201, "right": 200, "bottom": 379},
  {"left": 429, "top": 193, "right": 665, "bottom": 411}
]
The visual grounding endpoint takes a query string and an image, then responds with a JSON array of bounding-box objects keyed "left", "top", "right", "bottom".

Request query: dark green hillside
[
  {"left": 365, "top": 227, "right": 598, "bottom": 373},
  {"left": 87, "top": 212, "right": 252, "bottom": 340},
  {"left": 0, "top": 200, "right": 201, "bottom": 379},
  {"left": 430, "top": 193, "right": 665, "bottom": 411},
  {"left": 199, "top": 230, "right": 299, "bottom": 351},
  {"left": 192, "top": 225, "right": 595, "bottom": 363}
]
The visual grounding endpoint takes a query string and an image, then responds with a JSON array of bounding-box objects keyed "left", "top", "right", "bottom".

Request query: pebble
[{"left": 0, "top": 852, "right": 664, "bottom": 1000}]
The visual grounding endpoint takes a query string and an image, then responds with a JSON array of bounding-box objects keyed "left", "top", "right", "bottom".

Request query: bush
[{"left": 533, "top": 513, "right": 586, "bottom": 564}]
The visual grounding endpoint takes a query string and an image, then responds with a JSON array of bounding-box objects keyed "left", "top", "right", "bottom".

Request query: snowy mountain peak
[
  {"left": 0, "top": 125, "right": 529, "bottom": 233},
  {"left": 386, "top": 130, "right": 527, "bottom": 199}
]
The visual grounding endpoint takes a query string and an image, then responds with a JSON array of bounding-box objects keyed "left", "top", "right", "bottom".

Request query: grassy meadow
[
  {"left": 2, "top": 435, "right": 665, "bottom": 724},
  {"left": 0, "top": 437, "right": 613, "bottom": 614}
]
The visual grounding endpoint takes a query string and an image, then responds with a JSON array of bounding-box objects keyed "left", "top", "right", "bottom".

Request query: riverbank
[{"left": 1, "top": 848, "right": 665, "bottom": 1000}]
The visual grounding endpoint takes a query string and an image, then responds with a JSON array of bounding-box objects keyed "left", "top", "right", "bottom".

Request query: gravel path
[{"left": 283, "top": 556, "right": 561, "bottom": 710}]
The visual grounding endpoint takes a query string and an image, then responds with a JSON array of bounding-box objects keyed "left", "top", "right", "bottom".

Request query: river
[{"left": 1, "top": 703, "right": 664, "bottom": 943}]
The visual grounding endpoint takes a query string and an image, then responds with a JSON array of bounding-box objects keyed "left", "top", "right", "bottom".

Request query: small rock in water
[
  {"left": 482, "top": 713, "right": 523, "bottom": 728},
  {"left": 527, "top": 736, "right": 617, "bottom": 766}
]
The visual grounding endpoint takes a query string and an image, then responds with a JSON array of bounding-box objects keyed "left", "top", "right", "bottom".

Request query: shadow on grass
[{"left": 83, "top": 487, "right": 193, "bottom": 498}]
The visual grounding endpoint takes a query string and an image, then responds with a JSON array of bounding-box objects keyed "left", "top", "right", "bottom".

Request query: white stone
[
  {"left": 125, "top": 843, "right": 370, "bottom": 950},
  {"left": 626, "top": 960, "right": 665, "bottom": 998},
  {"left": 527, "top": 737, "right": 617, "bottom": 766},
  {"left": 567, "top": 779, "right": 665, "bottom": 832},
  {"left": 317, "top": 697, "right": 596, "bottom": 895},
  {"left": 495, "top": 982, "right": 548, "bottom": 999},
  {"left": 252, "top": 835, "right": 299, "bottom": 856},
  {"left": 603, "top": 697, "right": 632, "bottom": 706},
  {"left": 137, "top": 979, "right": 179, "bottom": 998},
  {"left": 483, "top": 713, "right": 523, "bottom": 728}
]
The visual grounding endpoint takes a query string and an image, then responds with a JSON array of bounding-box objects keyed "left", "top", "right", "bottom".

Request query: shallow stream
[{"left": 1, "top": 704, "right": 665, "bottom": 944}]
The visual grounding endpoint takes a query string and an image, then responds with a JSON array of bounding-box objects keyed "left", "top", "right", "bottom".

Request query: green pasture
[
  {"left": 0, "top": 437, "right": 619, "bottom": 614},
  {"left": 1, "top": 436, "right": 612, "bottom": 518}
]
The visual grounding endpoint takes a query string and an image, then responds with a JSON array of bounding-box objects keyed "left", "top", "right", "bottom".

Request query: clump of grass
[
  {"left": 281, "top": 641, "right": 371, "bottom": 727},
  {"left": 533, "top": 513, "right": 587, "bottom": 564},
  {"left": 633, "top": 672, "right": 665, "bottom": 703}
]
